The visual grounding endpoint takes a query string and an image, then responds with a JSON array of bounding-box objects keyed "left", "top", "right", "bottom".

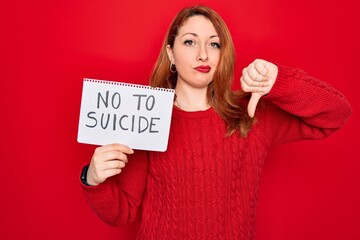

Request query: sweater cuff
[
  {"left": 265, "top": 65, "right": 298, "bottom": 99},
  {"left": 80, "top": 172, "right": 113, "bottom": 198}
]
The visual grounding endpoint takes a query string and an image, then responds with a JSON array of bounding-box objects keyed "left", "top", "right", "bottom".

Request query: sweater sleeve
[
  {"left": 81, "top": 150, "right": 149, "bottom": 226},
  {"left": 256, "top": 65, "right": 352, "bottom": 147}
]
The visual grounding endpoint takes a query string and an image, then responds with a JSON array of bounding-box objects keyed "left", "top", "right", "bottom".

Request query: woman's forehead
[{"left": 178, "top": 15, "right": 217, "bottom": 37}]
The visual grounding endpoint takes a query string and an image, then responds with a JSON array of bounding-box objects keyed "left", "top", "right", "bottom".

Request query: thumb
[{"left": 248, "top": 93, "right": 262, "bottom": 118}]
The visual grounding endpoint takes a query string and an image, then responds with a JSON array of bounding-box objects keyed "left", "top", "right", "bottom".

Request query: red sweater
[{"left": 81, "top": 66, "right": 352, "bottom": 239}]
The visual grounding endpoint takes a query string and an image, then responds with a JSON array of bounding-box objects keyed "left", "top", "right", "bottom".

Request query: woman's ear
[{"left": 166, "top": 45, "right": 174, "bottom": 63}]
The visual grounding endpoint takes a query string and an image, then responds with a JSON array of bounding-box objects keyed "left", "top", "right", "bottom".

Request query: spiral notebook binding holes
[{"left": 84, "top": 78, "right": 174, "bottom": 92}]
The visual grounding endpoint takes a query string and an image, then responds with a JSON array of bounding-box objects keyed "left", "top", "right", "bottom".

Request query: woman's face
[{"left": 167, "top": 15, "right": 220, "bottom": 89}]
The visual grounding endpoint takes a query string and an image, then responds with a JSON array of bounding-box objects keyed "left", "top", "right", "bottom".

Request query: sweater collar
[{"left": 172, "top": 105, "right": 215, "bottom": 119}]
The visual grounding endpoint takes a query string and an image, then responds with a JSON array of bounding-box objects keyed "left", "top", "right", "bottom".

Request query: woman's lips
[{"left": 194, "top": 66, "right": 211, "bottom": 73}]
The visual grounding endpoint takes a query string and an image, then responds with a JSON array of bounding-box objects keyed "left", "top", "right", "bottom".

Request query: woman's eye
[
  {"left": 210, "top": 42, "right": 221, "bottom": 48},
  {"left": 184, "top": 40, "right": 195, "bottom": 46}
]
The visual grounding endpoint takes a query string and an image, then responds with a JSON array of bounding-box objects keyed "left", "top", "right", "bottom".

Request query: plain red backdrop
[{"left": 1, "top": 0, "right": 359, "bottom": 239}]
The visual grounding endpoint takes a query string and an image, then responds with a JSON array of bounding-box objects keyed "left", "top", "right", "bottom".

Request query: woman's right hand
[{"left": 86, "top": 143, "right": 134, "bottom": 186}]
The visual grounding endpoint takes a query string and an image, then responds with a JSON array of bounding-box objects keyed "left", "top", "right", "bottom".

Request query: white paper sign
[{"left": 77, "top": 78, "right": 175, "bottom": 151}]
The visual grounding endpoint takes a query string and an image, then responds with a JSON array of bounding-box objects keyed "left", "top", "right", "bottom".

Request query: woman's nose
[{"left": 197, "top": 45, "right": 208, "bottom": 62}]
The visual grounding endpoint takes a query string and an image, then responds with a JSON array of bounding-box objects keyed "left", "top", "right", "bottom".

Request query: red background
[{"left": 1, "top": 0, "right": 359, "bottom": 239}]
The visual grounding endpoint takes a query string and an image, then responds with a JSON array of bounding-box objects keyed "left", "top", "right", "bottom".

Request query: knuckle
[
  {"left": 117, "top": 151, "right": 126, "bottom": 160},
  {"left": 94, "top": 146, "right": 102, "bottom": 154},
  {"left": 243, "top": 74, "right": 250, "bottom": 83},
  {"left": 242, "top": 68, "right": 247, "bottom": 75},
  {"left": 241, "top": 84, "right": 250, "bottom": 92},
  {"left": 92, "top": 155, "right": 100, "bottom": 164},
  {"left": 108, "top": 143, "right": 118, "bottom": 148},
  {"left": 109, "top": 151, "right": 118, "bottom": 159},
  {"left": 119, "top": 161, "right": 126, "bottom": 168},
  {"left": 240, "top": 81, "right": 246, "bottom": 90},
  {"left": 240, "top": 83, "right": 245, "bottom": 90},
  {"left": 249, "top": 70, "right": 257, "bottom": 80}
]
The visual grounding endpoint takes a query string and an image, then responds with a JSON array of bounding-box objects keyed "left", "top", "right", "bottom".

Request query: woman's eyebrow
[
  {"left": 181, "top": 32, "right": 198, "bottom": 37},
  {"left": 181, "top": 32, "right": 219, "bottom": 38}
]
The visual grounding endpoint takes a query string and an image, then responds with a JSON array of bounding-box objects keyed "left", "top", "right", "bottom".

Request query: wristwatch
[{"left": 80, "top": 165, "right": 91, "bottom": 186}]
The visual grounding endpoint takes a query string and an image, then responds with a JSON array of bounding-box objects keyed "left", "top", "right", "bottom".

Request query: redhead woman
[{"left": 80, "top": 6, "right": 352, "bottom": 240}]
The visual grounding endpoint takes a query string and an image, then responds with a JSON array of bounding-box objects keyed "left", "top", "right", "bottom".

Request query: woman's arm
[
  {"left": 254, "top": 64, "right": 352, "bottom": 146},
  {"left": 81, "top": 148, "right": 149, "bottom": 226}
]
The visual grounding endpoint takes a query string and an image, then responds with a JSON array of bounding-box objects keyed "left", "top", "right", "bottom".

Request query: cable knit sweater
[{"left": 81, "top": 66, "right": 352, "bottom": 240}]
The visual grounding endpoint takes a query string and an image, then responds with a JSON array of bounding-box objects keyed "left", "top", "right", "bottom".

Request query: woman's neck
[{"left": 174, "top": 82, "right": 210, "bottom": 111}]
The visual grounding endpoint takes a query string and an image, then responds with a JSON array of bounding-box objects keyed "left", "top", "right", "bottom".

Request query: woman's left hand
[{"left": 240, "top": 59, "right": 278, "bottom": 118}]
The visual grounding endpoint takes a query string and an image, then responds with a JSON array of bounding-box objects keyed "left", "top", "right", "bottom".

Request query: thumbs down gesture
[{"left": 240, "top": 59, "right": 278, "bottom": 118}]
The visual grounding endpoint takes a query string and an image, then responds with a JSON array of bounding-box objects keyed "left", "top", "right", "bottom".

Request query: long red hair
[{"left": 150, "top": 6, "right": 254, "bottom": 136}]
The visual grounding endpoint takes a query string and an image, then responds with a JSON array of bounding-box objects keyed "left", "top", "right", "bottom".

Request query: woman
[{"left": 80, "top": 6, "right": 352, "bottom": 239}]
